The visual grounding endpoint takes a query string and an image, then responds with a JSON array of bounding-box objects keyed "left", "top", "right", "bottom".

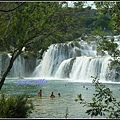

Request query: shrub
[
  {"left": 0, "top": 93, "right": 34, "bottom": 118},
  {"left": 75, "top": 76, "right": 120, "bottom": 118}
]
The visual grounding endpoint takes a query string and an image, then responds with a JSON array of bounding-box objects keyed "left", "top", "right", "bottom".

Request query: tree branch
[{"left": 0, "top": 2, "right": 25, "bottom": 12}]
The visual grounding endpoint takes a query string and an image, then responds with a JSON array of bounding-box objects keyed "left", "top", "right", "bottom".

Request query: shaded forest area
[
  {"left": 53, "top": 6, "right": 112, "bottom": 42},
  {"left": 0, "top": 3, "right": 112, "bottom": 53}
]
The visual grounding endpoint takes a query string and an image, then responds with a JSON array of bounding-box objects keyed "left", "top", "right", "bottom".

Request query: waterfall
[
  {"left": 1, "top": 35, "right": 119, "bottom": 81},
  {"left": 33, "top": 38, "right": 120, "bottom": 82},
  {"left": 56, "top": 56, "right": 113, "bottom": 82},
  {"left": 10, "top": 55, "right": 25, "bottom": 77},
  {"left": 32, "top": 41, "right": 97, "bottom": 77},
  {"left": 0, "top": 54, "right": 36, "bottom": 78},
  {"left": 2, "top": 54, "right": 25, "bottom": 78},
  {"left": 55, "top": 58, "right": 75, "bottom": 78}
]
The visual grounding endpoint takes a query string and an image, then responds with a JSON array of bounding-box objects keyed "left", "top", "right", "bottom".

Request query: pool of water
[{"left": 0, "top": 78, "right": 120, "bottom": 118}]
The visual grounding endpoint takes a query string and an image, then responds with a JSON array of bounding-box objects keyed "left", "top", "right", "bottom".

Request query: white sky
[{"left": 68, "top": 1, "right": 96, "bottom": 9}]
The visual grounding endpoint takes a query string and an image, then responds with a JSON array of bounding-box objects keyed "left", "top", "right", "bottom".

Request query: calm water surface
[{"left": 0, "top": 78, "right": 120, "bottom": 118}]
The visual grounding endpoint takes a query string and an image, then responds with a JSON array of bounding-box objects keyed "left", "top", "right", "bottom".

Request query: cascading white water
[
  {"left": 32, "top": 41, "right": 97, "bottom": 77},
  {"left": 11, "top": 56, "right": 25, "bottom": 77},
  {"left": 0, "top": 54, "right": 37, "bottom": 78},
  {"left": 0, "top": 35, "right": 119, "bottom": 81},
  {"left": 32, "top": 36, "right": 120, "bottom": 82},
  {"left": 55, "top": 56, "right": 114, "bottom": 82},
  {"left": 55, "top": 58, "right": 75, "bottom": 78},
  {"left": 5, "top": 55, "right": 25, "bottom": 78}
]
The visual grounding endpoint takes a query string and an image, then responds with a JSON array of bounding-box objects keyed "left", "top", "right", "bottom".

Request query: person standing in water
[
  {"left": 50, "top": 92, "right": 55, "bottom": 98},
  {"left": 58, "top": 93, "right": 61, "bottom": 97},
  {"left": 38, "top": 89, "right": 42, "bottom": 97}
]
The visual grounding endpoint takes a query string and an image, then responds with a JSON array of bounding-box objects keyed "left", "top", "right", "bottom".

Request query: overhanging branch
[{"left": 0, "top": 2, "right": 25, "bottom": 12}]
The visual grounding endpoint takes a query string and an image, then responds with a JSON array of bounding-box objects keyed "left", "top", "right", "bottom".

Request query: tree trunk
[
  {"left": 0, "top": 57, "right": 15, "bottom": 90},
  {"left": 0, "top": 51, "right": 21, "bottom": 90}
]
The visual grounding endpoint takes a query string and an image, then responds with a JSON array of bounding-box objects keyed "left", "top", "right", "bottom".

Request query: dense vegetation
[
  {"left": 0, "top": 2, "right": 87, "bottom": 90},
  {"left": 0, "top": 1, "right": 120, "bottom": 118},
  {"left": 0, "top": 2, "right": 113, "bottom": 53},
  {"left": 0, "top": 93, "right": 33, "bottom": 118},
  {"left": 75, "top": 1, "right": 120, "bottom": 118}
]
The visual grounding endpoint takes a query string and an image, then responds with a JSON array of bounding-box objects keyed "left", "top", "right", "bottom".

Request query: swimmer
[
  {"left": 50, "top": 92, "right": 55, "bottom": 98},
  {"left": 58, "top": 93, "right": 61, "bottom": 97},
  {"left": 38, "top": 89, "right": 42, "bottom": 97}
]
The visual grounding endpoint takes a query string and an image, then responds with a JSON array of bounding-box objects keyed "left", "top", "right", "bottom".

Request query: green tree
[
  {"left": 0, "top": 2, "right": 25, "bottom": 51},
  {"left": 0, "top": 2, "right": 86, "bottom": 90},
  {"left": 94, "top": 1, "right": 120, "bottom": 34},
  {"left": 89, "top": 15, "right": 111, "bottom": 33},
  {"left": 94, "top": 1, "right": 120, "bottom": 79},
  {"left": 75, "top": 76, "right": 120, "bottom": 118},
  {"left": 75, "top": 2, "right": 120, "bottom": 118}
]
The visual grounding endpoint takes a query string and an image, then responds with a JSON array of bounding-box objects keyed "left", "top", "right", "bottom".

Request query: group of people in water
[{"left": 38, "top": 89, "right": 61, "bottom": 98}]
